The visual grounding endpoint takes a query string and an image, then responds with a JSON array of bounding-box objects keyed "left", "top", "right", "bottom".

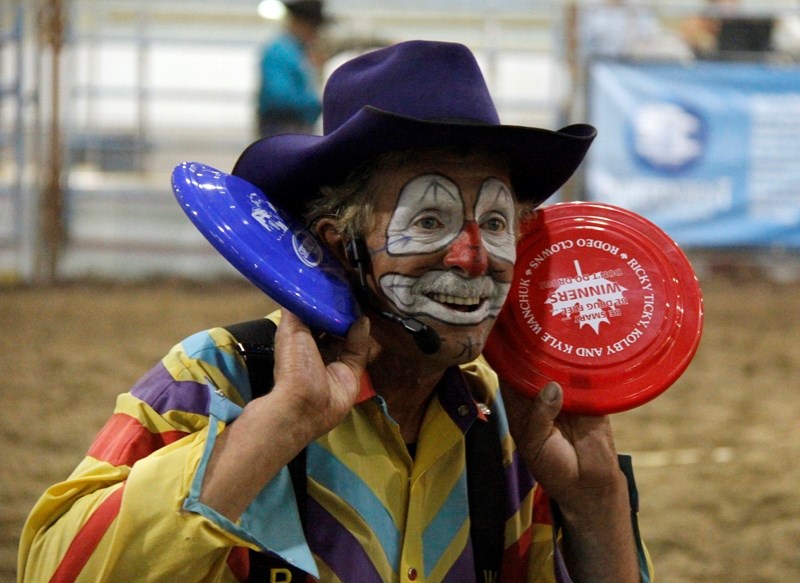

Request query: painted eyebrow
[
  {"left": 389, "top": 173, "right": 462, "bottom": 227},
  {"left": 409, "top": 173, "right": 460, "bottom": 204},
  {"left": 473, "top": 177, "right": 514, "bottom": 213}
]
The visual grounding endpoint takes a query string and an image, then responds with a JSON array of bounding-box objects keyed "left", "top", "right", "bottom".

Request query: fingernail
[{"left": 541, "top": 382, "right": 559, "bottom": 403}]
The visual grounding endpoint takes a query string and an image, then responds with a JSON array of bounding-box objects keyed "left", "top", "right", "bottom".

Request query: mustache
[{"left": 411, "top": 271, "right": 502, "bottom": 299}]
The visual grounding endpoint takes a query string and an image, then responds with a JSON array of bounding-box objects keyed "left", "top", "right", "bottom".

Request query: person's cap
[
  {"left": 282, "top": 0, "right": 330, "bottom": 26},
  {"left": 233, "top": 40, "right": 597, "bottom": 217}
]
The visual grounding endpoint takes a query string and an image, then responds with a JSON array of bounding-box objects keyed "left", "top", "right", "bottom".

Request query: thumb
[
  {"left": 329, "top": 316, "right": 371, "bottom": 385},
  {"left": 535, "top": 381, "right": 564, "bottom": 420},
  {"left": 504, "top": 380, "right": 564, "bottom": 461},
  {"left": 506, "top": 381, "right": 563, "bottom": 425},
  {"left": 522, "top": 381, "right": 563, "bottom": 438}
]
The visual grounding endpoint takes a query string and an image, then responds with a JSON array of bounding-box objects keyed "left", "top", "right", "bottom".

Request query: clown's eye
[
  {"left": 481, "top": 213, "right": 507, "bottom": 233},
  {"left": 414, "top": 214, "right": 444, "bottom": 230}
]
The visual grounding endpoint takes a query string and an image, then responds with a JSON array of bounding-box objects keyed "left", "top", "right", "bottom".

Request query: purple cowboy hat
[{"left": 233, "top": 40, "right": 596, "bottom": 217}]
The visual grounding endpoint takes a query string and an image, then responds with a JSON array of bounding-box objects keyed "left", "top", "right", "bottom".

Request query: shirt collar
[{"left": 357, "top": 366, "right": 488, "bottom": 433}]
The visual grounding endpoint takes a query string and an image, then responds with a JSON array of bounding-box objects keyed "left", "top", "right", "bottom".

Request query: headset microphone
[
  {"left": 346, "top": 238, "right": 441, "bottom": 355},
  {"left": 373, "top": 309, "right": 442, "bottom": 355}
]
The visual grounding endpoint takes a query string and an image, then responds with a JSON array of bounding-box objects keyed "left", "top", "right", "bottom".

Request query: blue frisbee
[{"left": 172, "top": 161, "right": 359, "bottom": 336}]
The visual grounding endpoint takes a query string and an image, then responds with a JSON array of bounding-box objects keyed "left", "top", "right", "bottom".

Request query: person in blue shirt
[{"left": 257, "top": 0, "right": 329, "bottom": 137}]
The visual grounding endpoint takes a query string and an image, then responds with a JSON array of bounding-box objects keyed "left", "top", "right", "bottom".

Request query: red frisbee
[{"left": 483, "top": 202, "right": 703, "bottom": 415}]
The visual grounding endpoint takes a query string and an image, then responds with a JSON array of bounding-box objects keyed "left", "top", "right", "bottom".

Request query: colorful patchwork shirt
[{"left": 19, "top": 317, "right": 653, "bottom": 582}]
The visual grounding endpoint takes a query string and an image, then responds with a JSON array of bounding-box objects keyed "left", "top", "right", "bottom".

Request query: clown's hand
[
  {"left": 501, "top": 381, "right": 640, "bottom": 582},
  {"left": 272, "top": 309, "right": 371, "bottom": 442}
]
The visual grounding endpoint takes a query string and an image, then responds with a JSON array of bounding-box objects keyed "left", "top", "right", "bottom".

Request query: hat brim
[{"left": 233, "top": 106, "right": 596, "bottom": 217}]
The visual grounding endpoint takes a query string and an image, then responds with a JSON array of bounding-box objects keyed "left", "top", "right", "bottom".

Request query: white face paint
[
  {"left": 385, "top": 174, "right": 464, "bottom": 255},
  {"left": 475, "top": 177, "right": 516, "bottom": 264},
  {"left": 378, "top": 173, "right": 517, "bottom": 326}
]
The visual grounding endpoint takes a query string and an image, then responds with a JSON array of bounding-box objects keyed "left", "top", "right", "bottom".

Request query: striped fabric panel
[
  {"left": 306, "top": 442, "right": 400, "bottom": 574},
  {"left": 86, "top": 326, "right": 251, "bottom": 470},
  {"left": 307, "top": 444, "right": 474, "bottom": 583},
  {"left": 85, "top": 359, "right": 213, "bottom": 467},
  {"left": 137, "top": 328, "right": 250, "bottom": 417},
  {"left": 57, "top": 329, "right": 251, "bottom": 580},
  {"left": 505, "top": 447, "right": 537, "bottom": 521},
  {"left": 130, "top": 362, "right": 211, "bottom": 417},
  {"left": 425, "top": 519, "right": 472, "bottom": 582},
  {"left": 307, "top": 494, "right": 384, "bottom": 581},
  {"left": 175, "top": 329, "right": 251, "bottom": 403},
  {"left": 49, "top": 483, "right": 125, "bottom": 583},
  {"left": 500, "top": 524, "right": 534, "bottom": 582},
  {"left": 491, "top": 387, "right": 539, "bottom": 566},
  {"left": 532, "top": 486, "right": 553, "bottom": 525},
  {"left": 306, "top": 394, "right": 479, "bottom": 581},
  {"left": 421, "top": 469, "right": 469, "bottom": 578},
  {"left": 440, "top": 544, "right": 476, "bottom": 583},
  {"left": 226, "top": 546, "right": 248, "bottom": 582},
  {"left": 312, "top": 557, "right": 345, "bottom": 583},
  {"left": 86, "top": 412, "right": 189, "bottom": 468},
  {"left": 497, "top": 466, "right": 537, "bottom": 580}
]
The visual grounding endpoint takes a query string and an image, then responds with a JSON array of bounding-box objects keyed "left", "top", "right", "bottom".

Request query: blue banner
[{"left": 585, "top": 60, "right": 800, "bottom": 248}]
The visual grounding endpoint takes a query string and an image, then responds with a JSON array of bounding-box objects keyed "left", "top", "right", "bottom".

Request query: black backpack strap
[
  {"left": 465, "top": 408, "right": 506, "bottom": 583},
  {"left": 224, "top": 319, "right": 308, "bottom": 583},
  {"left": 225, "top": 319, "right": 278, "bottom": 400}
]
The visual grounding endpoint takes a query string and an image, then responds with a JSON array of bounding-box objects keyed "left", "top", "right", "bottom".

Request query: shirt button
[
  {"left": 407, "top": 567, "right": 418, "bottom": 580},
  {"left": 457, "top": 404, "right": 470, "bottom": 417}
]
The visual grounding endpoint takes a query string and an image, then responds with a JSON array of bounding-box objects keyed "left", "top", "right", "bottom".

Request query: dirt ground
[{"left": 1, "top": 272, "right": 799, "bottom": 582}]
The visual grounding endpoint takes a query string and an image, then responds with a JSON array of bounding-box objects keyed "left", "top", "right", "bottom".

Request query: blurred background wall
[{"left": 2, "top": 0, "right": 799, "bottom": 283}]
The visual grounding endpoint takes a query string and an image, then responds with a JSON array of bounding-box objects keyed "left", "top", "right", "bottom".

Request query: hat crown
[{"left": 322, "top": 41, "right": 501, "bottom": 135}]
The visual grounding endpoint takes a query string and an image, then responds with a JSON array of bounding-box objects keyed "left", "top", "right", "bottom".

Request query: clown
[{"left": 20, "top": 41, "right": 652, "bottom": 583}]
